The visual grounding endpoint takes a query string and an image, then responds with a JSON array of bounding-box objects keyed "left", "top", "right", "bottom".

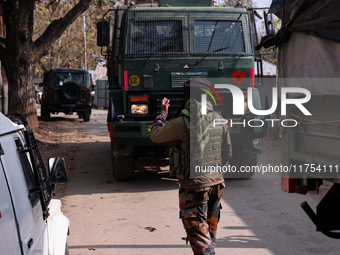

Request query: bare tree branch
[
  {"left": 33, "top": 0, "right": 93, "bottom": 60},
  {"left": 38, "top": 58, "right": 49, "bottom": 73}
]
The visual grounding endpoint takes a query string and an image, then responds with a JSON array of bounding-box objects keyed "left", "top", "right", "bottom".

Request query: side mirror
[
  {"left": 97, "top": 21, "right": 110, "bottom": 47},
  {"left": 49, "top": 157, "right": 68, "bottom": 184},
  {"left": 264, "top": 11, "right": 275, "bottom": 36}
]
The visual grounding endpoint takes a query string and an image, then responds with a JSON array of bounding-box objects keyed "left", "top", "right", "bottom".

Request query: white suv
[{"left": 0, "top": 113, "right": 70, "bottom": 255}]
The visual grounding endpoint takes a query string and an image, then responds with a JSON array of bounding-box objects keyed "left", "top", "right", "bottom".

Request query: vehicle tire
[
  {"left": 41, "top": 105, "right": 51, "bottom": 121},
  {"left": 111, "top": 144, "right": 135, "bottom": 181},
  {"left": 83, "top": 113, "right": 90, "bottom": 122},
  {"left": 60, "top": 81, "right": 81, "bottom": 102},
  {"left": 226, "top": 140, "right": 260, "bottom": 179},
  {"left": 78, "top": 112, "right": 84, "bottom": 119}
]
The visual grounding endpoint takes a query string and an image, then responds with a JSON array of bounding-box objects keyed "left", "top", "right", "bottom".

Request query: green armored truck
[{"left": 98, "top": 0, "right": 267, "bottom": 181}]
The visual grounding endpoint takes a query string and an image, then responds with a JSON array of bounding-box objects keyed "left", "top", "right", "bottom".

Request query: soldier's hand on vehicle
[{"left": 161, "top": 97, "right": 170, "bottom": 115}]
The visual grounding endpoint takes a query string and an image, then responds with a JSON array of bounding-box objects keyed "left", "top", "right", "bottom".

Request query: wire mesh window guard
[
  {"left": 126, "top": 11, "right": 252, "bottom": 56},
  {"left": 194, "top": 20, "right": 245, "bottom": 54},
  {"left": 130, "top": 20, "right": 184, "bottom": 54}
]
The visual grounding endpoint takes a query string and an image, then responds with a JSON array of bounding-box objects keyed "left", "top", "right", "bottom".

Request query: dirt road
[{"left": 37, "top": 109, "right": 340, "bottom": 255}]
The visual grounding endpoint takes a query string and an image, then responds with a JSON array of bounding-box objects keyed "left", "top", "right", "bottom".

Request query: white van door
[
  {"left": 0, "top": 156, "right": 22, "bottom": 255},
  {"left": 0, "top": 135, "right": 48, "bottom": 255}
]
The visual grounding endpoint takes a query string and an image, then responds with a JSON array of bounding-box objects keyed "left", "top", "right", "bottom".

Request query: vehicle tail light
[
  {"left": 131, "top": 104, "right": 148, "bottom": 115},
  {"left": 250, "top": 68, "right": 254, "bottom": 88},
  {"left": 86, "top": 90, "right": 91, "bottom": 101},
  {"left": 108, "top": 122, "right": 114, "bottom": 143},
  {"left": 124, "top": 70, "right": 128, "bottom": 91},
  {"left": 48, "top": 89, "right": 52, "bottom": 99},
  {"left": 130, "top": 96, "right": 148, "bottom": 102}
]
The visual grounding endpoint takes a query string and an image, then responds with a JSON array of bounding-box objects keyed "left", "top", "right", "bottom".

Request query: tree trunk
[
  {"left": 4, "top": 56, "right": 38, "bottom": 131},
  {"left": 2, "top": 1, "right": 38, "bottom": 131}
]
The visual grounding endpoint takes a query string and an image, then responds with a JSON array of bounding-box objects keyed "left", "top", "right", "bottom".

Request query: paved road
[{"left": 56, "top": 109, "right": 340, "bottom": 255}]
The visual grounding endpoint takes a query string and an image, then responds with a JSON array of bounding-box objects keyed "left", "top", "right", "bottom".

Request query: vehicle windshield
[
  {"left": 194, "top": 20, "right": 245, "bottom": 54},
  {"left": 130, "top": 20, "right": 184, "bottom": 54},
  {"left": 55, "top": 72, "right": 84, "bottom": 86}
]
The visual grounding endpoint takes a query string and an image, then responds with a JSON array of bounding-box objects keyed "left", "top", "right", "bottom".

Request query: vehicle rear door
[
  {"left": 0, "top": 149, "right": 22, "bottom": 255},
  {"left": 0, "top": 134, "right": 48, "bottom": 255}
]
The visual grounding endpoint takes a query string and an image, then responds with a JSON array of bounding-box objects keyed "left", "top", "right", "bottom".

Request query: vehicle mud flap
[
  {"left": 226, "top": 140, "right": 260, "bottom": 179},
  {"left": 111, "top": 143, "right": 135, "bottom": 181},
  {"left": 41, "top": 104, "right": 51, "bottom": 121},
  {"left": 83, "top": 112, "right": 91, "bottom": 122},
  {"left": 83, "top": 114, "right": 90, "bottom": 122},
  {"left": 301, "top": 183, "right": 340, "bottom": 239}
]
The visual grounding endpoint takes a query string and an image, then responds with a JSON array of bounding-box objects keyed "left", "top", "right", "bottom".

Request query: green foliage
[
  {"left": 258, "top": 17, "right": 281, "bottom": 65},
  {"left": 219, "top": 0, "right": 254, "bottom": 7},
  {"left": 261, "top": 46, "right": 278, "bottom": 65},
  {"left": 34, "top": 0, "right": 118, "bottom": 77}
]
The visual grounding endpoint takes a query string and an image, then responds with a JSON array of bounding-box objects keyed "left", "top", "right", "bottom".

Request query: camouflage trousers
[{"left": 179, "top": 183, "right": 224, "bottom": 255}]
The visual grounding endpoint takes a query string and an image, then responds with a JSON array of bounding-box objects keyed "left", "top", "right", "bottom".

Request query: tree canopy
[
  {"left": 34, "top": 0, "right": 116, "bottom": 77},
  {"left": 1, "top": 0, "right": 260, "bottom": 130}
]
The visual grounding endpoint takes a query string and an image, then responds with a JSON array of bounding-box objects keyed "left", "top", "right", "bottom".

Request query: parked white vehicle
[{"left": 0, "top": 112, "right": 70, "bottom": 254}]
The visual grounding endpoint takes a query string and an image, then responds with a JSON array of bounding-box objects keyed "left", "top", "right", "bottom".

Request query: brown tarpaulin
[{"left": 256, "top": 0, "right": 340, "bottom": 49}]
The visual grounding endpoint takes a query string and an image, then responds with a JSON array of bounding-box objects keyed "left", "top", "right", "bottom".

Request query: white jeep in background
[{"left": 0, "top": 112, "right": 70, "bottom": 255}]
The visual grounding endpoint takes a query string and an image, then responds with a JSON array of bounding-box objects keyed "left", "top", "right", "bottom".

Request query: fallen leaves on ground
[{"left": 144, "top": 226, "right": 156, "bottom": 232}]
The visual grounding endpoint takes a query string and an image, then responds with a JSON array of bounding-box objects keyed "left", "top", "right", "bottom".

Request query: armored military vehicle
[{"left": 98, "top": 0, "right": 267, "bottom": 180}]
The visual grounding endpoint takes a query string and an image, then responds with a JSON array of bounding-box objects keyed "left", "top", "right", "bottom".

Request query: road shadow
[
  {"left": 59, "top": 140, "right": 179, "bottom": 197},
  {"left": 68, "top": 244, "right": 188, "bottom": 250},
  {"left": 38, "top": 115, "right": 80, "bottom": 122},
  {"left": 36, "top": 108, "right": 178, "bottom": 197}
]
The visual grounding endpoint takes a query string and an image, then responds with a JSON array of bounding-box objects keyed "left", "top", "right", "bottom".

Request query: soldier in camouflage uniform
[{"left": 150, "top": 78, "right": 232, "bottom": 255}]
